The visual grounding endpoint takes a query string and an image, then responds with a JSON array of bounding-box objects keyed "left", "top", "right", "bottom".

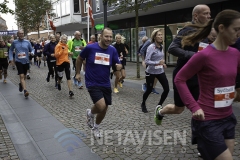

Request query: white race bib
[
  {"left": 214, "top": 86, "right": 235, "bottom": 108},
  {"left": 94, "top": 52, "right": 110, "bottom": 65},
  {"left": 18, "top": 52, "right": 26, "bottom": 59},
  {"left": 37, "top": 49, "right": 40, "bottom": 53},
  {"left": 75, "top": 46, "right": 81, "bottom": 52},
  {"left": 198, "top": 42, "right": 209, "bottom": 52},
  {"left": 4, "top": 52, "right": 8, "bottom": 56},
  {"left": 155, "top": 65, "right": 163, "bottom": 69}
]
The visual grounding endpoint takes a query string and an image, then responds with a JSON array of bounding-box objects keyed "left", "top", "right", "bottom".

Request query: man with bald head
[
  {"left": 88, "top": 35, "right": 96, "bottom": 44},
  {"left": 9, "top": 30, "right": 34, "bottom": 98},
  {"left": 67, "top": 31, "right": 86, "bottom": 88},
  {"left": 155, "top": 4, "right": 211, "bottom": 123}
]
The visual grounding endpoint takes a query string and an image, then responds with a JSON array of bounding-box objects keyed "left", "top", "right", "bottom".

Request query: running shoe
[
  {"left": 198, "top": 153, "right": 202, "bottom": 158},
  {"left": 142, "top": 83, "right": 147, "bottom": 92},
  {"left": 57, "top": 83, "right": 61, "bottom": 90},
  {"left": 3, "top": 79, "right": 7, "bottom": 83},
  {"left": 46, "top": 76, "right": 50, "bottom": 82},
  {"left": 86, "top": 109, "right": 94, "bottom": 128},
  {"left": 12, "top": 66, "right": 15, "bottom": 70},
  {"left": 141, "top": 102, "right": 148, "bottom": 113},
  {"left": 27, "top": 75, "right": 30, "bottom": 79},
  {"left": 92, "top": 126, "right": 101, "bottom": 139},
  {"left": 78, "top": 81, "right": 83, "bottom": 89},
  {"left": 55, "top": 83, "right": 58, "bottom": 89},
  {"left": 152, "top": 88, "right": 159, "bottom": 94},
  {"left": 24, "top": 90, "right": 29, "bottom": 97},
  {"left": 69, "top": 91, "right": 74, "bottom": 97},
  {"left": 72, "top": 76, "right": 78, "bottom": 86},
  {"left": 19, "top": 83, "right": 23, "bottom": 92},
  {"left": 118, "top": 82, "right": 123, "bottom": 88},
  {"left": 113, "top": 88, "right": 119, "bottom": 93},
  {"left": 154, "top": 105, "right": 164, "bottom": 125}
]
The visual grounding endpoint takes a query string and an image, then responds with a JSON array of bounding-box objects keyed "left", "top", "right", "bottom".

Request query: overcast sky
[{"left": 1, "top": 0, "right": 18, "bottom": 30}]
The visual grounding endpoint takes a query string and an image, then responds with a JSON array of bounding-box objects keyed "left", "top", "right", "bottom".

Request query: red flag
[
  {"left": 88, "top": 2, "right": 94, "bottom": 28},
  {"left": 47, "top": 12, "right": 56, "bottom": 31}
]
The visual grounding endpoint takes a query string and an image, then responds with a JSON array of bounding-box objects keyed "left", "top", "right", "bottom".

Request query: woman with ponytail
[{"left": 175, "top": 10, "right": 240, "bottom": 160}]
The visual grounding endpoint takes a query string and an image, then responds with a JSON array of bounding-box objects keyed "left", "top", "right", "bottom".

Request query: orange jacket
[{"left": 54, "top": 42, "right": 70, "bottom": 65}]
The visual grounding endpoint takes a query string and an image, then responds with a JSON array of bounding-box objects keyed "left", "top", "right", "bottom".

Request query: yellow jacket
[{"left": 54, "top": 42, "right": 70, "bottom": 65}]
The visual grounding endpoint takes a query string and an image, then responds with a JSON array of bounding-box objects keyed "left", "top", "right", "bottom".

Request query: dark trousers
[
  {"left": 143, "top": 72, "right": 169, "bottom": 106},
  {"left": 47, "top": 60, "right": 58, "bottom": 83}
]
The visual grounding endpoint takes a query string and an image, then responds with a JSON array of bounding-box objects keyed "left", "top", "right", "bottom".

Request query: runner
[
  {"left": 67, "top": 31, "right": 86, "bottom": 89},
  {"left": 154, "top": 4, "right": 211, "bottom": 125},
  {"left": 175, "top": 9, "right": 240, "bottom": 160},
  {"left": 113, "top": 34, "right": 127, "bottom": 93},
  {"left": 141, "top": 29, "right": 169, "bottom": 113},
  {"left": 75, "top": 27, "right": 122, "bottom": 138},
  {"left": 9, "top": 30, "right": 34, "bottom": 97},
  {"left": 43, "top": 34, "right": 58, "bottom": 88},
  {"left": 55, "top": 34, "right": 74, "bottom": 97},
  {"left": 34, "top": 40, "right": 43, "bottom": 68},
  {"left": 0, "top": 37, "right": 9, "bottom": 83}
]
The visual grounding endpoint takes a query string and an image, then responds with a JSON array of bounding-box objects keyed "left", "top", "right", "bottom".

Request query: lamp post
[{"left": 103, "top": 0, "right": 107, "bottom": 28}]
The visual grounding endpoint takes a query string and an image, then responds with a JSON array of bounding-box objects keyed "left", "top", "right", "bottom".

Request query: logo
[{"left": 54, "top": 128, "right": 86, "bottom": 153}]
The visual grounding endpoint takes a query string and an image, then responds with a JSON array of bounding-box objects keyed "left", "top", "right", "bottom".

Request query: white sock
[
  {"left": 88, "top": 110, "right": 93, "bottom": 117},
  {"left": 158, "top": 109, "right": 164, "bottom": 116},
  {"left": 94, "top": 123, "right": 99, "bottom": 128}
]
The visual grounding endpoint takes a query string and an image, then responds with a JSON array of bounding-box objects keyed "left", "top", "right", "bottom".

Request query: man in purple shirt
[{"left": 75, "top": 28, "right": 122, "bottom": 139}]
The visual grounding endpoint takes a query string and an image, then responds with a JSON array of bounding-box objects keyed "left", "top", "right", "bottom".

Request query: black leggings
[
  {"left": 142, "top": 72, "right": 169, "bottom": 106},
  {"left": 72, "top": 58, "right": 76, "bottom": 70},
  {"left": 57, "top": 62, "right": 71, "bottom": 80},
  {"left": 47, "top": 60, "right": 58, "bottom": 82}
]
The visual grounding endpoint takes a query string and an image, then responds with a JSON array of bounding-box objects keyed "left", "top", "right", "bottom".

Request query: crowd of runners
[{"left": 1, "top": 3, "right": 240, "bottom": 160}]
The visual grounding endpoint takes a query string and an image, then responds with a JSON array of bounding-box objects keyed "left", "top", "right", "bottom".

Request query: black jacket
[{"left": 168, "top": 26, "right": 208, "bottom": 85}]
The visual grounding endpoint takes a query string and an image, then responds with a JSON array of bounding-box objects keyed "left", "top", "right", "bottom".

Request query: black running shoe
[
  {"left": 69, "top": 91, "right": 74, "bottom": 97},
  {"left": 57, "top": 83, "right": 61, "bottom": 90},
  {"left": 46, "top": 76, "right": 50, "bottom": 82},
  {"left": 24, "top": 90, "right": 29, "bottom": 97},
  {"left": 19, "top": 83, "right": 23, "bottom": 92},
  {"left": 27, "top": 75, "right": 30, "bottom": 79},
  {"left": 141, "top": 103, "right": 148, "bottom": 113}
]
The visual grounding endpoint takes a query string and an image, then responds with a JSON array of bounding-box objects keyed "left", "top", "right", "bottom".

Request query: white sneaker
[
  {"left": 92, "top": 127, "right": 101, "bottom": 139},
  {"left": 86, "top": 109, "right": 94, "bottom": 128}
]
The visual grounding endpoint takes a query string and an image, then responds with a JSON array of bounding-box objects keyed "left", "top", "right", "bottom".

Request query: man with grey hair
[
  {"left": 9, "top": 30, "right": 34, "bottom": 98},
  {"left": 67, "top": 31, "right": 86, "bottom": 89},
  {"left": 88, "top": 35, "right": 96, "bottom": 44}
]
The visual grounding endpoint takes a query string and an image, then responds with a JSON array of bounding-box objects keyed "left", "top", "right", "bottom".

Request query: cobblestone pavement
[
  {"left": 0, "top": 115, "right": 19, "bottom": 160},
  {"left": 5, "top": 62, "right": 240, "bottom": 160}
]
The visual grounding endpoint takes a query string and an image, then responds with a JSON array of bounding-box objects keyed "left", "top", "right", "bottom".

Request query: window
[
  {"left": 56, "top": 3, "right": 61, "bottom": 17},
  {"left": 73, "top": 0, "right": 80, "bottom": 13},
  {"left": 61, "top": 1, "right": 66, "bottom": 15},
  {"left": 61, "top": 0, "right": 70, "bottom": 16},
  {"left": 96, "top": 0, "right": 100, "bottom": 12},
  {"left": 84, "top": 0, "right": 87, "bottom": 13}
]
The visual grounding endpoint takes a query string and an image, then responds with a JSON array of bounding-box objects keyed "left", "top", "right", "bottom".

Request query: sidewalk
[{"left": 0, "top": 62, "right": 239, "bottom": 160}]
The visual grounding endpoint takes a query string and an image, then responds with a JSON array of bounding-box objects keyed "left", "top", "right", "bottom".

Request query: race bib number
[
  {"left": 94, "top": 52, "right": 110, "bottom": 65},
  {"left": 75, "top": 46, "right": 81, "bottom": 52},
  {"left": 18, "top": 52, "right": 26, "bottom": 59},
  {"left": 155, "top": 65, "right": 163, "bottom": 69},
  {"left": 37, "top": 49, "right": 40, "bottom": 53},
  {"left": 214, "top": 86, "right": 235, "bottom": 108},
  {"left": 4, "top": 52, "right": 8, "bottom": 56},
  {"left": 198, "top": 42, "right": 209, "bottom": 52}
]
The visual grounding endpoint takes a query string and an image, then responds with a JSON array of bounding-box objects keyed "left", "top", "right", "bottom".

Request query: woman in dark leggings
[
  {"left": 141, "top": 29, "right": 169, "bottom": 113},
  {"left": 54, "top": 34, "right": 74, "bottom": 97},
  {"left": 43, "top": 34, "right": 58, "bottom": 88}
]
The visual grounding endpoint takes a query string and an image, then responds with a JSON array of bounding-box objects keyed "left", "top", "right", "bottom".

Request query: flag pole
[
  {"left": 46, "top": 11, "right": 50, "bottom": 36},
  {"left": 87, "top": 1, "right": 90, "bottom": 42}
]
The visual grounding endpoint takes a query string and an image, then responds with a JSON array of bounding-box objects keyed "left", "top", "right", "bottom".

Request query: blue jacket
[
  {"left": 9, "top": 39, "right": 33, "bottom": 64},
  {"left": 43, "top": 42, "right": 57, "bottom": 61}
]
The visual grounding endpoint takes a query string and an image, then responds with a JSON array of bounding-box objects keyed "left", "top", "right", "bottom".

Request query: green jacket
[{"left": 67, "top": 38, "right": 86, "bottom": 59}]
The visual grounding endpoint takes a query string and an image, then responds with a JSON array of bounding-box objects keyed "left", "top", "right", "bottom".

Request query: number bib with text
[
  {"left": 75, "top": 46, "right": 81, "bottom": 52},
  {"left": 94, "top": 52, "right": 110, "bottom": 65},
  {"left": 214, "top": 86, "right": 235, "bottom": 108},
  {"left": 18, "top": 52, "right": 26, "bottom": 59}
]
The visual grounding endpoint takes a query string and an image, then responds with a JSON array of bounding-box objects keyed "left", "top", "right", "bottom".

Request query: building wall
[
  {"left": 27, "top": 31, "right": 54, "bottom": 40},
  {"left": 0, "top": 16, "right": 8, "bottom": 31}
]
